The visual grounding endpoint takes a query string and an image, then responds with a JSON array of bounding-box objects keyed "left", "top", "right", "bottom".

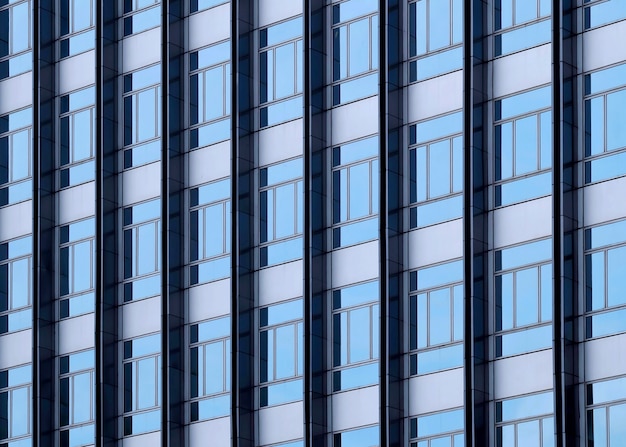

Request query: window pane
[
  {"left": 137, "top": 88, "right": 156, "bottom": 142},
  {"left": 10, "top": 129, "right": 29, "bottom": 181},
  {"left": 606, "top": 89, "right": 626, "bottom": 152},
  {"left": 137, "top": 358, "right": 156, "bottom": 409},
  {"left": 348, "top": 18, "right": 370, "bottom": 76},
  {"left": 429, "top": 140, "right": 451, "bottom": 198},
  {"left": 12, "top": 3, "right": 30, "bottom": 54},
  {"left": 72, "top": 372, "right": 92, "bottom": 424},
  {"left": 10, "top": 386, "right": 29, "bottom": 437},
  {"left": 429, "top": 288, "right": 451, "bottom": 345},
  {"left": 515, "top": 115, "right": 538, "bottom": 175},
  {"left": 205, "top": 341, "right": 224, "bottom": 394},
  {"left": 348, "top": 162, "right": 370, "bottom": 219},
  {"left": 498, "top": 273, "right": 514, "bottom": 330},
  {"left": 73, "top": 241, "right": 92, "bottom": 293},
  {"left": 73, "top": 109, "right": 93, "bottom": 161},
  {"left": 275, "top": 43, "right": 296, "bottom": 100},
  {"left": 609, "top": 403, "right": 626, "bottom": 445},
  {"left": 607, "top": 246, "right": 626, "bottom": 308},
  {"left": 205, "top": 204, "right": 224, "bottom": 257},
  {"left": 137, "top": 223, "right": 157, "bottom": 275},
  {"left": 205, "top": 67, "right": 224, "bottom": 120},
  {"left": 430, "top": 0, "right": 451, "bottom": 50},
  {"left": 275, "top": 183, "right": 296, "bottom": 239},
  {"left": 516, "top": 267, "right": 539, "bottom": 326},
  {"left": 10, "top": 257, "right": 29, "bottom": 309},
  {"left": 275, "top": 325, "right": 296, "bottom": 379},
  {"left": 586, "top": 96, "right": 605, "bottom": 156},
  {"left": 349, "top": 306, "right": 371, "bottom": 363},
  {"left": 590, "top": 407, "right": 607, "bottom": 447}
]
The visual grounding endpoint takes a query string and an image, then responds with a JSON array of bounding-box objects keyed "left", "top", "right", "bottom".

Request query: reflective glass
[
  {"left": 11, "top": 2, "right": 29, "bottom": 54},
  {"left": 498, "top": 391, "right": 553, "bottom": 423},
  {"left": 137, "top": 222, "right": 157, "bottom": 275},
  {"left": 335, "top": 425, "right": 379, "bottom": 446},
  {"left": 263, "top": 378, "right": 302, "bottom": 406},
  {"left": 197, "top": 316, "right": 230, "bottom": 342},
  {"left": 349, "top": 306, "right": 371, "bottom": 362},
  {"left": 430, "top": 0, "right": 451, "bottom": 50},
  {"left": 275, "top": 183, "right": 296, "bottom": 239},
  {"left": 416, "top": 260, "right": 463, "bottom": 291},
  {"left": 497, "top": 86, "right": 551, "bottom": 121},
  {"left": 204, "top": 204, "right": 224, "bottom": 257},
  {"left": 262, "top": 17, "right": 302, "bottom": 48},
  {"left": 586, "top": 96, "right": 605, "bottom": 156},
  {"left": 416, "top": 343, "right": 463, "bottom": 374},
  {"left": 610, "top": 403, "right": 626, "bottom": 444},
  {"left": 497, "top": 273, "right": 514, "bottom": 330},
  {"left": 348, "top": 18, "right": 370, "bottom": 76},
  {"left": 195, "top": 41, "right": 229, "bottom": 70},
  {"left": 195, "top": 178, "right": 229, "bottom": 206},
  {"left": 205, "top": 341, "right": 224, "bottom": 394},
  {"left": 348, "top": 162, "right": 370, "bottom": 219},
  {"left": 129, "top": 334, "right": 160, "bottom": 358},
  {"left": 606, "top": 89, "right": 626, "bottom": 151},
  {"left": 136, "top": 358, "right": 156, "bottom": 409},
  {"left": 275, "top": 43, "right": 296, "bottom": 100},
  {"left": 10, "top": 257, "right": 29, "bottom": 308},
  {"left": 588, "top": 376, "right": 626, "bottom": 406},
  {"left": 516, "top": 0, "right": 537, "bottom": 24},
  {"left": 586, "top": 219, "right": 626, "bottom": 250},
  {"left": 333, "top": 0, "right": 377, "bottom": 24},
  {"left": 429, "top": 140, "right": 451, "bottom": 198},
  {"left": 585, "top": 0, "right": 626, "bottom": 29},
  {"left": 205, "top": 67, "right": 225, "bottom": 121},
  {"left": 498, "top": 324, "right": 551, "bottom": 356},
  {"left": 586, "top": 63, "right": 626, "bottom": 96},
  {"left": 429, "top": 288, "right": 451, "bottom": 345},
  {"left": 496, "top": 238, "right": 551, "bottom": 271},
  {"left": 275, "top": 325, "right": 296, "bottom": 379},
  {"left": 516, "top": 267, "right": 539, "bottom": 327},
  {"left": 416, "top": 409, "right": 464, "bottom": 438},
  {"left": 607, "top": 246, "right": 626, "bottom": 307},
  {"left": 11, "top": 386, "right": 29, "bottom": 437},
  {"left": 495, "top": 19, "right": 550, "bottom": 56},
  {"left": 589, "top": 407, "right": 608, "bottom": 447},
  {"left": 10, "top": 129, "right": 29, "bottom": 181},
  {"left": 515, "top": 115, "right": 538, "bottom": 175},
  {"left": 72, "top": 372, "right": 91, "bottom": 423},
  {"left": 333, "top": 281, "right": 378, "bottom": 310},
  {"left": 414, "top": 112, "right": 462, "bottom": 145},
  {"left": 586, "top": 151, "right": 626, "bottom": 183}
]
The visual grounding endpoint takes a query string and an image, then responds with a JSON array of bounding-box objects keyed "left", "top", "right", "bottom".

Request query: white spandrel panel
[
  {"left": 258, "top": 260, "right": 303, "bottom": 306},
  {"left": 59, "top": 50, "right": 95, "bottom": 95},
  {"left": 258, "top": 119, "right": 303, "bottom": 167},
  {"left": 0, "top": 72, "right": 33, "bottom": 115},
  {"left": 188, "top": 278, "right": 231, "bottom": 324},
  {"left": 188, "top": 142, "right": 230, "bottom": 188},
  {"left": 0, "top": 200, "right": 32, "bottom": 241},
  {"left": 258, "top": 401, "right": 304, "bottom": 446},
  {"left": 408, "top": 367, "right": 464, "bottom": 416},
  {"left": 583, "top": 19, "right": 626, "bottom": 73},
  {"left": 58, "top": 182, "right": 96, "bottom": 225},
  {"left": 122, "top": 296, "right": 161, "bottom": 339},
  {"left": 493, "top": 196, "right": 552, "bottom": 249},
  {"left": 331, "top": 241, "right": 379, "bottom": 289},
  {"left": 331, "top": 96, "right": 379, "bottom": 146},
  {"left": 408, "top": 70, "right": 462, "bottom": 123},
  {"left": 122, "top": 161, "right": 161, "bottom": 206},
  {"left": 584, "top": 176, "right": 626, "bottom": 227},
  {"left": 258, "top": 0, "right": 303, "bottom": 27},
  {"left": 332, "top": 385, "right": 379, "bottom": 432},
  {"left": 189, "top": 417, "right": 231, "bottom": 447},
  {"left": 122, "top": 27, "right": 161, "bottom": 73},
  {"left": 586, "top": 333, "right": 626, "bottom": 382},
  {"left": 189, "top": 3, "right": 230, "bottom": 52},
  {"left": 492, "top": 44, "right": 551, "bottom": 99},
  {"left": 408, "top": 218, "right": 463, "bottom": 269},
  {"left": 0, "top": 329, "right": 32, "bottom": 369},
  {"left": 493, "top": 349, "right": 554, "bottom": 400}
]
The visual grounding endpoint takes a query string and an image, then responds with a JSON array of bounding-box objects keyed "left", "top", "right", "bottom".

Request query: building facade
[{"left": 1, "top": 0, "right": 626, "bottom": 446}]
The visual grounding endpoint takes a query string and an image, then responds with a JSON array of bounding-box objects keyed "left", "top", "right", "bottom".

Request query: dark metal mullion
[
  {"left": 462, "top": 0, "right": 474, "bottom": 445},
  {"left": 160, "top": 0, "right": 169, "bottom": 445},
  {"left": 551, "top": 0, "right": 564, "bottom": 445},
  {"left": 32, "top": 0, "right": 40, "bottom": 444},
  {"left": 230, "top": 0, "right": 239, "bottom": 444},
  {"left": 95, "top": 0, "right": 103, "bottom": 442},
  {"left": 303, "top": 0, "right": 312, "bottom": 444},
  {"left": 378, "top": 0, "right": 388, "bottom": 446}
]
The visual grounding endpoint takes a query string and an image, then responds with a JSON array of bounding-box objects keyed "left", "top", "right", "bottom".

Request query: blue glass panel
[
  {"left": 516, "top": 267, "right": 539, "bottom": 326},
  {"left": 263, "top": 299, "right": 302, "bottom": 327},
  {"left": 586, "top": 96, "right": 604, "bottom": 157},
  {"left": 196, "top": 178, "right": 229, "bottom": 205},
  {"left": 540, "top": 264, "right": 552, "bottom": 322},
  {"left": 349, "top": 306, "right": 371, "bottom": 362},
  {"left": 497, "top": 86, "right": 551, "bottom": 121},
  {"left": 452, "top": 136, "right": 463, "bottom": 192},
  {"left": 197, "top": 316, "right": 230, "bottom": 342},
  {"left": 495, "top": 19, "right": 551, "bottom": 56},
  {"left": 196, "top": 41, "right": 230, "bottom": 70},
  {"left": 517, "top": 419, "right": 540, "bottom": 446},
  {"left": 275, "top": 42, "right": 296, "bottom": 99},
  {"left": 417, "top": 260, "right": 463, "bottom": 291},
  {"left": 69, "top": 424, "right": 95, "bottom": 447},
  {"left": 72, "top": 372, "right": 92, "bottom": 423},
  {"left": 336, "top": 425, "right": 380, "bottom": 445},
  {"left": 263, "top": 378, "right": 302, "bottom": 406},
  {"left": 588, "top": 376, "right": 626, "bottom": 405},
  {"left": 453, "top": 285, "right": 463, "bottom": 341},
  {"left": 515, "top": 115, "right": 538, "bottom": 175},
  {"left": 415, "top": 112, "right": 462, "bottom": 144},
  {"left": 197, "top": 394, "right": 229, "bottom": 419},
  {"left": 67, "top": 292, "right": 95, "bottom": 317},
  {"left": 263, "top": 17, "right": 302, "bottom": 48},
  {"left": 496, "top": 171, "right": 551, "bottom": 206},
  {"left": 334, "top": 216, "right": 378, "bottom": 248},
  {"left": 261, "top": 95, "right": 302, "bottom": 127},
  {"left": 128, "top": 199, "right": 160, "bottom": 224},
  {"left": 411, "top": 47, "right": 463, "bottom": 82},
  {"left": 590, "top": 407, "right": 608, "bottom": 447},
  {"left": 586, "top": 219, "right": 626, "bottom": 250},
  {"left": 429, "top": 139, "right": 451, "bottom": 198},
  {"left": 262, "top": 158, "right": 302, "bottom": 187},
  {"left": 348, "top": 18, "right": 370, "bottom": 76},
  {"left": 194, "top": 0, "right": 228, "bottom": 13},
  {"left": 607, "top": 246, "right": 626, "bottom": 307},
  {"left": 0, "top": 51, "right": 32, "bottom": 79},
  {"left": 414, "top": 194, "right": 462, "bottom": 227},
  {"left": 333, "top": 0, "right": 377, "bottom": 24},
  {"left": 516, "top": 0, "right": 537, "bottom": 24},
  {"left": 333, "top": 73, "right": 377, "bottom": 105},
  {"left": 2, "top": 107, "right": 32, "bottom": 133},
  {"left": 334, "top": 136, "right": 378, "bottom": 167},
  {"left": 606, "top": 89, "right": 626, "bottom": 151},
  {"left": 65, "top": 160, "right": 95, "bottom": 187},
  {"left": 129, "top": 409, "right": 160, "bottom": 435},
  {"left": 205, "top": 341, "right": 224, "bottom": 393},
  {"left": 498, "top": 324, "right": 551, "bottom": 357},
  {"left": 417, "top": 408, "right": 464, "bottom": 438},
  {"left": 275, "top": 325, "right": 296, "bottom": 379},
  {"left": 128, "top": 274, "right": 160, "bottom": 301},
  {"left": 204, "top": 66, "right": 225, "bottom": 121},
  {"left": 334, "top": 363, "right": 377, "bottom": 391},
  {"left": 126, "top": 5, "right": 160, "bottom": 35},
  {"left": 586, "top": 63, "right": 626, "bottom": 95},
  {"left": 11, "top": 2, "right": 29, "bottom": 53},
  {"left": 430, "top": 0, "right": 451, "bottom": 50},
  {"left": 7, "top": 235, "right": 31, "bottom": 258},
  {"left": 499, "top": 391, "right": 553, "bottom": 422},
  {"left": 587, "top": 308, "right": 626, "bottom": 338},
  {"left": 540, "top": 111, "right": 551, "bottom": 169},
  {"left": 195, "top": 255, "right": 230, "bottom": 283},
  {"left": 11, "top": 385, "right": 29, "bottom": 437},
  {"left": 417, "top": 343, "right": 463, "bottom": 374},
  {"left": 585, "top": 0, "right": 626, "bottom": 29},
  {"left": 131, "top": 333, "right": 160, "bottom": 357},
  {"left": 262, "top": 237, "right": 302, "bottom": 267},
  {"left": 9, "top": 129, "right": 29, "bottom": 181},
  {"left": 334, "top": 281, "right": 378, "bottom": 310},
  {"left": 128, "top": 64, "right": 160, "bottom": 92},
  {"left": 586, "top": 151, "right": 626, "bottom": 183},
  {"left": 126, "top": 140, "right": 160, "bottom": 168},
  {"left": 429, "top": 288, "right": 451, "bottom": 345},
  {"left": 64, "top": 29, "right": 95, "bottom": 57},
  {"left": 8, "top": 365, "right": 31, "bottom": 387},
  {"left": 69, "top": 350, "right": 94, "bottom": 372}
]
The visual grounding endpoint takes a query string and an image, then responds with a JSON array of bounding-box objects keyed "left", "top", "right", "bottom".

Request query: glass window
[
  {"left": 494, "top": 240, "right": 552, "bottom": 357},
  {"left": 190, "top": 41, "right": 231, "bottom": 126},
  {"left": 259, "top": 17, "right": 303, "bottom": 127},
  {"left": 123, "top": 65, "right": 161, "bottom": 169},
  {"left": 0, "top": 364, "right": 32, "bottom": 445},
  {"left": 332, "top": 0, "right": 378, "bottom": 105},
  {"left": 494, "top": 87, "right": 552, "bottom": 206},
  {"left": 585, "top": 219, "right": 626, "bottom": 339},
  {"left": 408, "top": 0, "right": 463, "bottom": 81},
  {"left": 259, "top": 299, "right": 303, "bottom": 407},
  {"left": 122, "top": 0, "right": 160, "bottom": 36},
  {"left": 0, "top": 107, "right": 33, "bottom": 207},
  {"left": 190, "top": 0, "right": 228, "bottom": 13},
  {"left": 189, "top": 178, "right": 231, "bottom": 284},
  {"left": 332, "top": 281, "right": 379, "bottom": 391},
  {"left": 333, "top": 425, "right": 379, "bottom": 447},
  {"left": 123, "top": 200, "right": 161, "bottom": 302},
  {"left": 496, "top": 392, "right": 554, "bottom": 447},
  {"left": 123, "top": 334, "right": 161, "bottom": 436},
  {"left": 59, "top": 350, "right": 95, "bottom": 446},
  {"left": 0, "top": 1, "right": 32, "bottom": 80},
  {"left": 584, "top": 63, "right": 626, "bottom": 183},
  {"left": 260, "top": 159, "right": 303, "bottom": 267},
  {"left": 190, "top": 316, "right": 231, "bottom": 421},
  {"left": 584, "top": 0, "right": 626, "bottom": 29},
  {"left": 0, "top": 235, "right": 32, "bottom": 334},
  {"left": 59, "top": 0, "right": 95, "bottom": 58},
  {"left": 332, "top": 137, "right": 379, "bottom": 248},
  {"left": 494, "top": 0, "right": 551, "bottom": 57},
  {"left": 587, "top": 375, "right": 626, "bottom": 447},
  {"left": 409, "top": 112, "right": 463, "bottom": 228},
  {"left": 409, "top": 408, "right": 464, "bottom": 447},
  {"left": 60, "top": 87, "right": 96, "bottom": 188}
]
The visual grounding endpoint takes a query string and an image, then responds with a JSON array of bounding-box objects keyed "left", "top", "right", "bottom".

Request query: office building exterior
[{"left": 1, "top": 0, "right": 626, "bottom": 445}]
